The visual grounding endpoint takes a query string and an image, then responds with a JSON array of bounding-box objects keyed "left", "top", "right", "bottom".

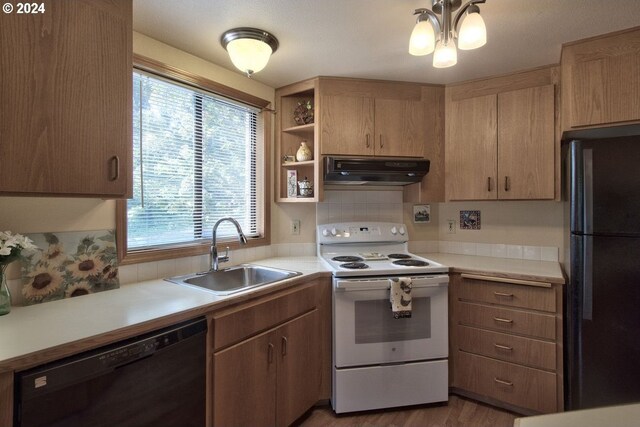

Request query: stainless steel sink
[{"left": 166, "top": 264, "right": 301, "bottom": 295}]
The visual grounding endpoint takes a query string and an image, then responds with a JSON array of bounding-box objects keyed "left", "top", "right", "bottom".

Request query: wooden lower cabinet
[
  {"left": 210, "top": 278, "right": 330, "bottom": 427},
  {"left": 214, "top": 330, "right": 277, "bottom": 426},
  {"left": 450, "top": 273, "right": 564, "bottom": 414},
  {"left": 213, "top": 310, "right": 319, "bottom": 427},
  {"left": 455, "top": 351, "right": 557, "bottom": 414}
]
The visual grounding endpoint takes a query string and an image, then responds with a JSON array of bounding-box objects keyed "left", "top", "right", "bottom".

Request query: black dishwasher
[{"left": 14, "top": 317, "right": 207, "bottom": 427}]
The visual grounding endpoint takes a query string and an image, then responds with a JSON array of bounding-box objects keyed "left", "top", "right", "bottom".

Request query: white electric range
[{"left": 317, "top": 222, "right": 450, "bottom": 414}]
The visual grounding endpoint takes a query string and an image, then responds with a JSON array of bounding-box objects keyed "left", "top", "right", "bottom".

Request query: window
[{"left": 117, "top": 57, "right": 270, "bottom": 263}]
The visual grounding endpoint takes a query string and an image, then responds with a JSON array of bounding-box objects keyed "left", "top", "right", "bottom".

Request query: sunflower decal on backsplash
[{"left": 21, "top": 230, "right": 119, "bottom": 305}]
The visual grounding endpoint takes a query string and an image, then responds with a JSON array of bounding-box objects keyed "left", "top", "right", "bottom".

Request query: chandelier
[{"left": 409, "top": 0, "right": 487, "bottom": 68}]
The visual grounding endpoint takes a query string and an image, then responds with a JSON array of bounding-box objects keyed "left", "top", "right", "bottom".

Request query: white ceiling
[{"left": 133, "top": 0, "right": 640, "bottom": 88}]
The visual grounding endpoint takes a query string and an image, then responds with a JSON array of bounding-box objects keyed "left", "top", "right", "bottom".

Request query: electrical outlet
[
  {"left": 291, "top": 219, "right": 300, "bottom": 235},
  {"left": 447, "top": 219, "right": 456, "bottom": 234}
]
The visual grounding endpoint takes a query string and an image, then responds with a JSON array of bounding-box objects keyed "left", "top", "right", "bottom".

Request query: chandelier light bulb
[
  {"left": 409, "top": 19, "right": 436, "bottom": 56},
  {"left": 433, "top": 39, "right": 457, "bottom": 68},
  {"left": 458, "top": 11, "right": 487, "bottom": 50}
]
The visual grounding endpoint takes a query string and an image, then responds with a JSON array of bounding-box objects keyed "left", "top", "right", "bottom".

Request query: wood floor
[{"left": 296, "top": 395, "right": 518, "bottom": 427}]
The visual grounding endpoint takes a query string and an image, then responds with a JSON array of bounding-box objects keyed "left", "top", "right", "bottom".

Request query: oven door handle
[{"left": 335, "top": 276, "right": 448, "bottom": 292}]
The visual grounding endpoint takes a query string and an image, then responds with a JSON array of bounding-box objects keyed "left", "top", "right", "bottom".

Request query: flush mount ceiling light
[
  {"left": 409, "top": 0, "right": 487, "bottom": 68},
  {"left": 220, "top": 27, "right": 279, "bottom": 77}
]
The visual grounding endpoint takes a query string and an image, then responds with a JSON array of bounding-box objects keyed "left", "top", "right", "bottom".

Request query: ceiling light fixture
[
  {"left": 220, "top": 27, "right": 279, "bottom": 77},
  {"left": 409, "top": 0, "right": 487, "bottom": 68}
]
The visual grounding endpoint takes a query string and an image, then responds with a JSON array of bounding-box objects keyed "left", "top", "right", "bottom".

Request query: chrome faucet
[{"left": 210, "top": 217, "right": 248, "bottom": 271}]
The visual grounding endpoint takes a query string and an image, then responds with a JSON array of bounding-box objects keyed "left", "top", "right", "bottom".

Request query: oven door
[{"left": 333, "top": 274, "right": 448, "bottom": 367}]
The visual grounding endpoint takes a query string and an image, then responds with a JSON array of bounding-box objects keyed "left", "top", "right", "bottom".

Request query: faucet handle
[{"left": 219, "top": 246, "right": 230, "bottom": 263}]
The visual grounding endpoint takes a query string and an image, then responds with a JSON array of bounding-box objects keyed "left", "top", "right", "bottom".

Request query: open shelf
[
  {"left": 275, "top": 78, "right": 322, "bottom": 203},
  {"left": 283, "top": 123, "right": 315, "bottom": 133}
]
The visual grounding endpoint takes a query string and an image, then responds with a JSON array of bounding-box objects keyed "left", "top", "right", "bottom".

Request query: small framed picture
[
  {"left": 282, "top": 155, "right": 296, "bottom": 164},
  {"left": 287, "top": 170, "right": 297, "bottom": 197},
  {"left": 413, "top": 204, "right": 431, "bottom": 223},
  {"left": 460, "top": 210, "right": 481, "bottom": 230}
]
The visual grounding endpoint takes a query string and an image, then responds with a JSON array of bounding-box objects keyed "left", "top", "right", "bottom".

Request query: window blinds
[{"left": 129, "top": 71, "right": 260, "bottom": 249}]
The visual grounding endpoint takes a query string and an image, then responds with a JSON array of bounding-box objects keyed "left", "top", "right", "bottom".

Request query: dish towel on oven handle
[{"left": 389, "top": 277, "right": 412, "bottom": 319}]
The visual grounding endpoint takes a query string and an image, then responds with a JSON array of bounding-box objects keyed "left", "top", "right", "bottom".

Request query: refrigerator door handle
[
  {"left": 583, "top": 236, "right": 593, "bottom": 320},
  {"left": 583, "top": 149, "right": 594, "bottom": 234}
]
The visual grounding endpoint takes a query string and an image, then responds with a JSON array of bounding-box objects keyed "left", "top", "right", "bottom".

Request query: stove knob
[
  {"left": 399, "top": 226, "right": 406, "bottom": 235},
  {"left": 322, "top": 229, "right": 330, "bottom": 237},
  {"left": 391, "top": 226, "right": 398, "bottom": 235},
  {"left": 331, "top": 228, "right": 338, "bottom": 236}
]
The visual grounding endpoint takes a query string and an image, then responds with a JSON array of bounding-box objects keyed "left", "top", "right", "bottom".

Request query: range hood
[{"left": 324, "top": 156, "right": 429, "bottom": 185}]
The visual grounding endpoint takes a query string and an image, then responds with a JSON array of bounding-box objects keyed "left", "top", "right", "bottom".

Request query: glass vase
[{"left": 0, "top": 265, "right": 11, "bottom": 316}]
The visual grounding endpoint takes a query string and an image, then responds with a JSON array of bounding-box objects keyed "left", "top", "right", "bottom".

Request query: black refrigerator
[{"left": 566, "top": 136, "right": 640, "bottom": 410}]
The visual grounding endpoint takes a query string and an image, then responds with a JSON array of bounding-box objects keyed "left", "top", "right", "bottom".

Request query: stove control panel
[{"left": 318, "top": 222, "right": 408, "bottom": 244}]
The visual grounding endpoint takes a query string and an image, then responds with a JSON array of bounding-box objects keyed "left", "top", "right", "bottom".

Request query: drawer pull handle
[
  {"left": 366, "top": 134, "right": 371, "bottom": 148},
  {"left": 487, "top": 177, "right": 492, "bottom": 192},
  {"left": 281, "top": 336, "right": 288, "bottom": 356},
  {"left": 494, "top": 343, "right": 513, "bottom": 351},
  {"left": 494, "top": 377, "right": 514, "bottom": 387},
  {"left": 493, "top": 291, "right": 514, "bottom": 298},
  {"left": 493, "top": 317, "right": 513, "bottom": 324}
]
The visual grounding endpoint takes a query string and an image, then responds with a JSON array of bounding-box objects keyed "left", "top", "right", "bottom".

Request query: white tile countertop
[
  {"left": 418, "top": 253, "right": 565, "bottom": 284},
  {"left": 0, "top": 256, "right": 328, "bottom": 371},
  {"left": 0, "top": 253, "right": 565, "bottom": 372}
]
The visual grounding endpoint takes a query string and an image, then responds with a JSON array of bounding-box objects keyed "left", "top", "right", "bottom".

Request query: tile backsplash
[
  {"left": 407, "top": 240, "right": 558, "bottom": 262},
  {"left": 316, "top": 189, "right": 404, "bottom": 224}
]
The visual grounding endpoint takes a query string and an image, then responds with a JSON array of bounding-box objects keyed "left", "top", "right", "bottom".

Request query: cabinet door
[
  {"left": 374, "top": 99, "right": 425, "bottom": 158},
  {"left": 570, "top": 53, "right": 640, "bottom": 128},
  {"left": 0, "top": 0, "right": 131, "bottom": 196},
  {"left": 276, "top": 309, "right": 321, "bottom": 427},
  {"left": 320, "top": 96, "right": 374, "bottom": 156},
  {"left": 498, "top": 85, "right": 555, "bottom": 200},
  {"left": 446, "top": 94, "right": 497, "bottom": 200},
  {"left": 214, "top": 331, "right": 277, "bottom": 427}
]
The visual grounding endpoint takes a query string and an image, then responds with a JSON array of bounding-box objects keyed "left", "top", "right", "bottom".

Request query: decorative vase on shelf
[
  {"left": 0, "top": 265, "right": 11, "bottom": 316},
  {"left": 296, "top": 141, "right": 313, "bottom": 162}
]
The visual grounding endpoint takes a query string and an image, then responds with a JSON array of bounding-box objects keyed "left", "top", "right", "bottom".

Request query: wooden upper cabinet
[
  {"left": 562, "top": 27, "right": 640, "bottom": 129},
  {"left": 445, "top": 66, "right": 559, "bottom": 201},
  {"left": 0, "top": 0, "right": 132, "bottom": 197},
  {"left": 375, "top": 99, "right": 425, "bottom": 157},
  {"left": 319, "top": 79, "right": 430, "bottom": 158},
  {"left": 498, "top": 85, "right": 555, "bottom": 200},
  {"left": 320, "top": 95, "right": 375, "bottom": 156},
  {"left": 446, "top": 94, "right": 498, "bottom": 200}
]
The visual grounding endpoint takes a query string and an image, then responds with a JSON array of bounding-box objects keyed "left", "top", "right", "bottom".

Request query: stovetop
[{"left": 317, "top": 222, "right": 448, "bottom": 277}]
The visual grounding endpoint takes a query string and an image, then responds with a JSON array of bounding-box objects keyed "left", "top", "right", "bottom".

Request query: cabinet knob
[{"left": 109, "top": 156, "right": 120, "bottom": 181}]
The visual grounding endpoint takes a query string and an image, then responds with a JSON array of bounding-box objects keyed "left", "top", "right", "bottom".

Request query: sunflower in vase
[{"left": 0, "top": 231, "right": 36, "bottom": 315}]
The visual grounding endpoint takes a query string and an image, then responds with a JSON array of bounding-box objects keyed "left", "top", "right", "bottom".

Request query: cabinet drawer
[
  {"left": 456, "top": 325, "right": 556, "bottom": 371},
  {"left": 454, "top": 351, "right": 557, "bottom": 413},
  {"left": 459, "top": 277, "right": 555, "bottom": 312},
  {"left": 457, "top": 302, "right": 556, "bottom": 340},
  {"left": 213, "top": 282, "right": 318, "bottom": 350}
]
